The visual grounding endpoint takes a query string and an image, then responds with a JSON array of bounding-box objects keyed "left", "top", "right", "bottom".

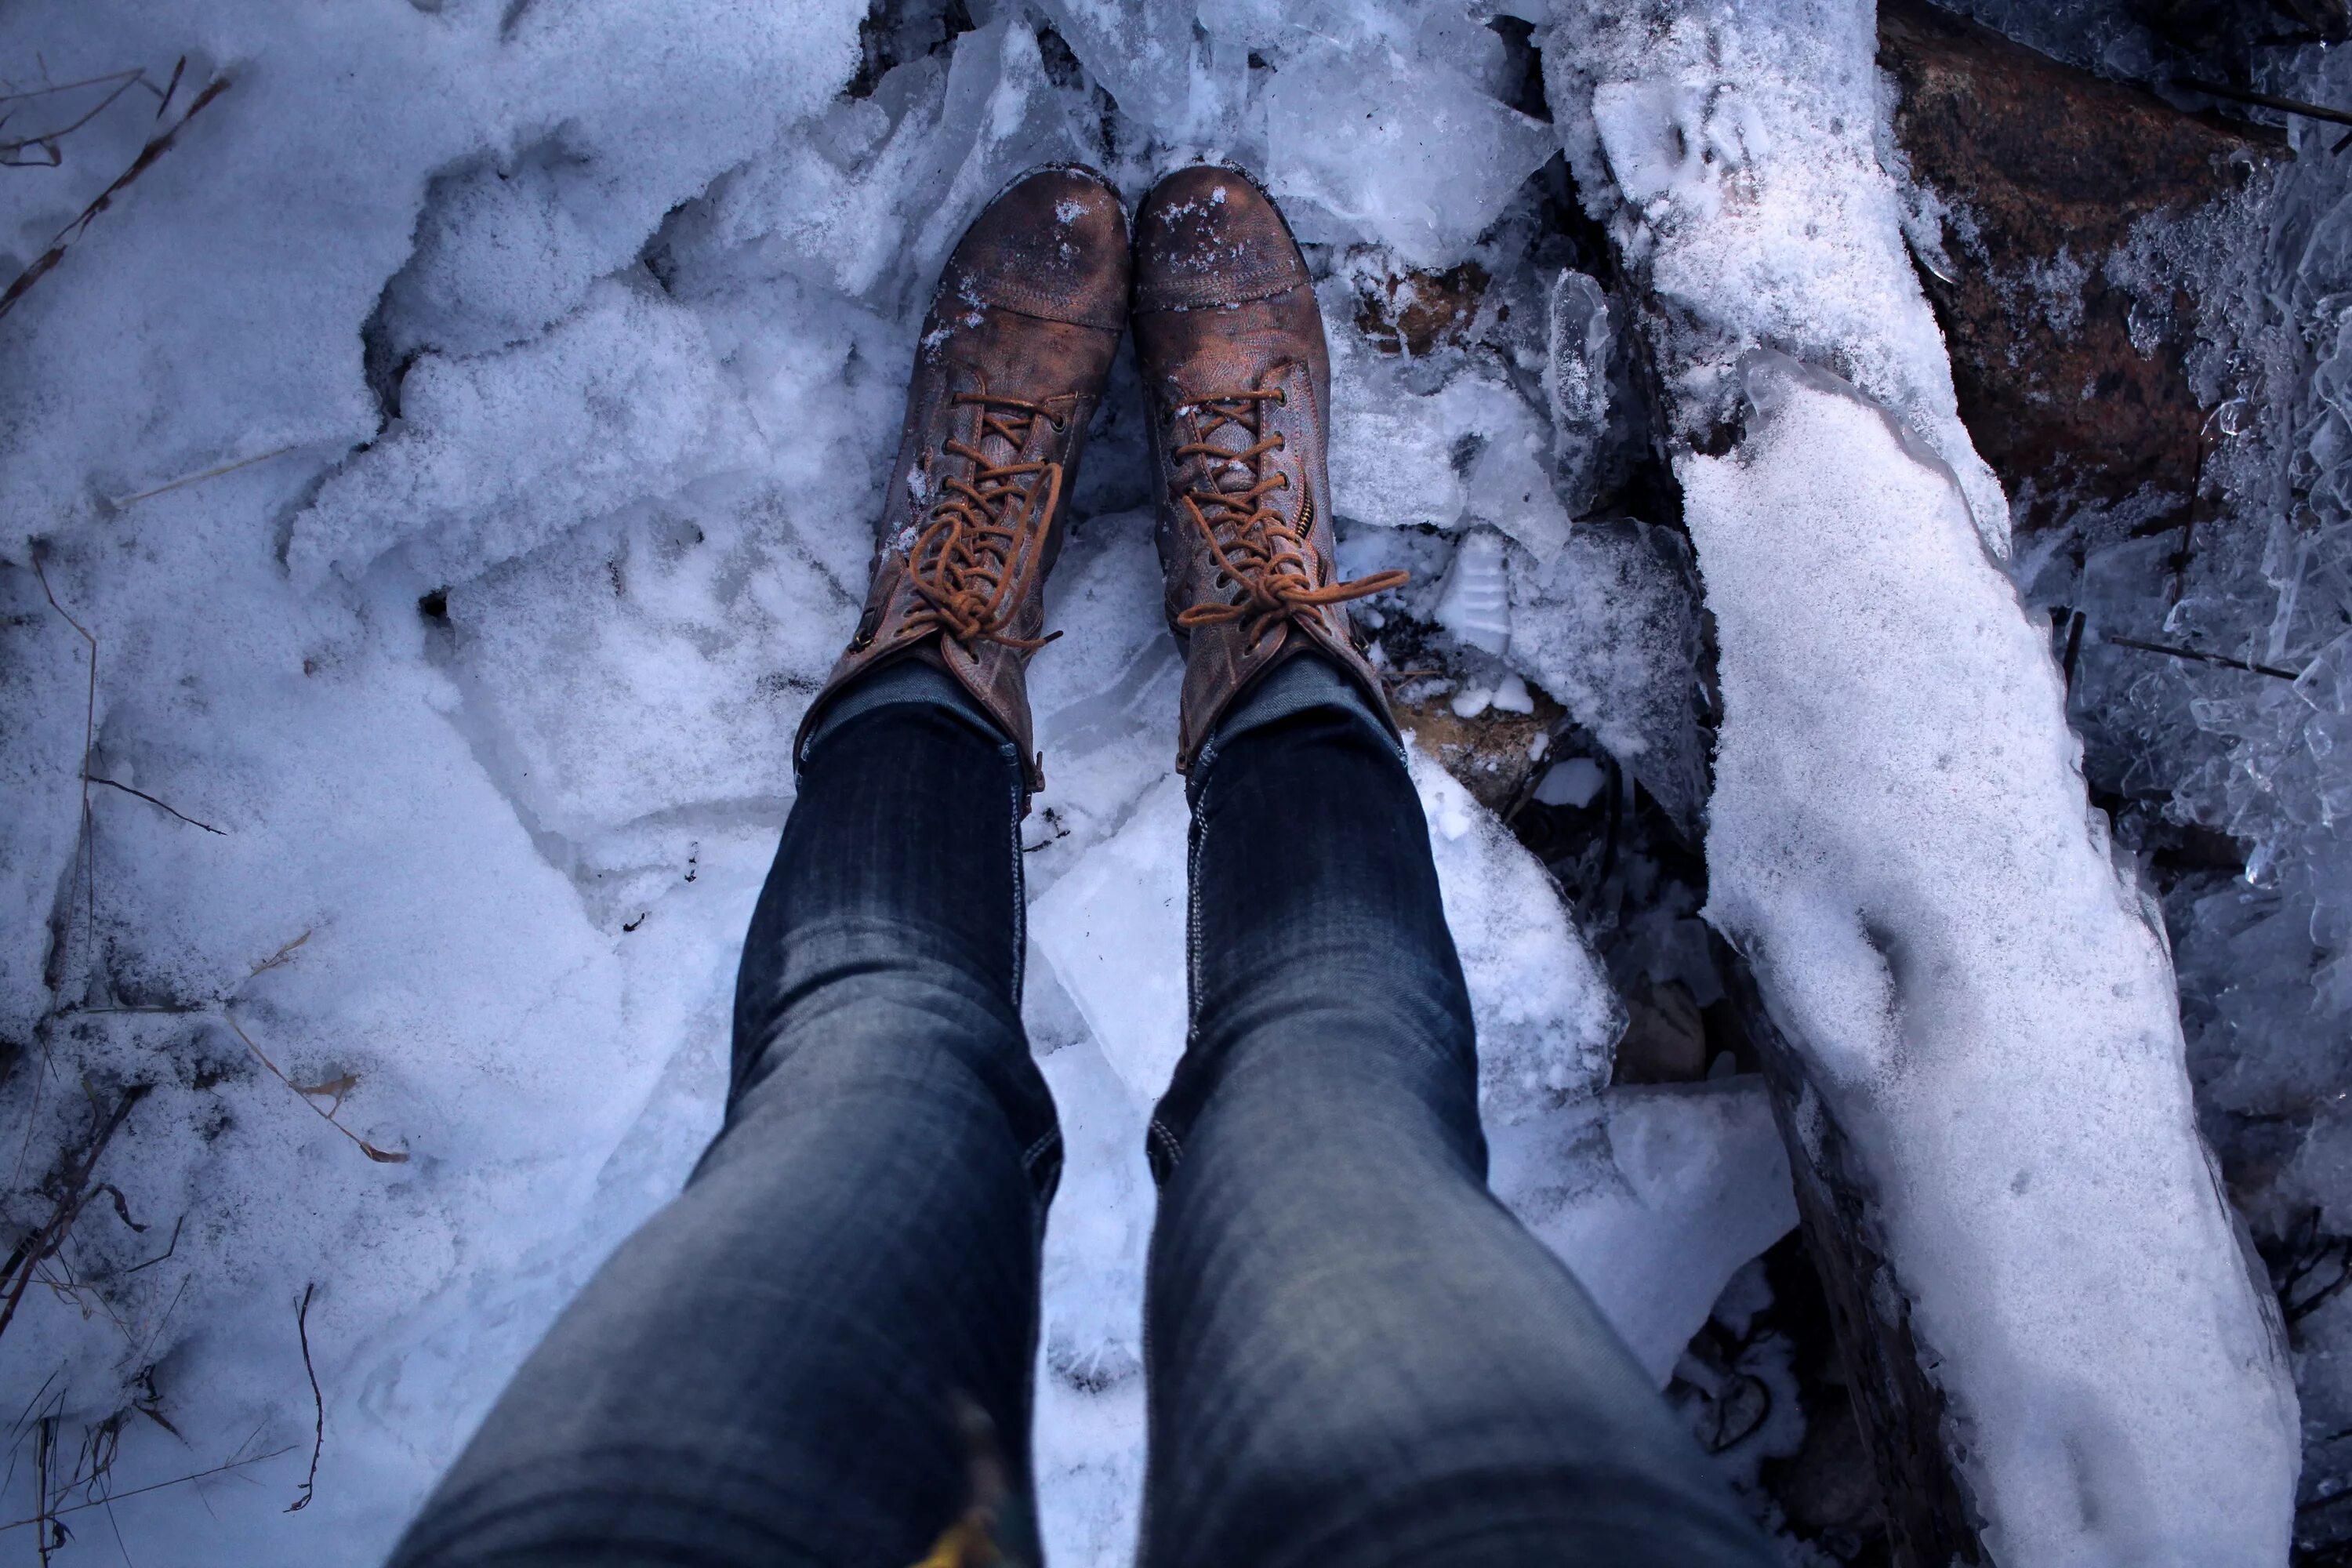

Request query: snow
[
  {"left": 0, "top": 4, "right": 1801, "bottom": 1559},
  {"left": 1, "top": 0, "right": 2314, "bottom": 1561},
  {"left": 1545, "top": 0, "right": 2009, "bottom": 553},
  {"left": 1537, "top": 0, "right": 2300, "bottom": 1555},
  {"left": 1686, "top": 357, "right": 2296, "bottom": 1563}
]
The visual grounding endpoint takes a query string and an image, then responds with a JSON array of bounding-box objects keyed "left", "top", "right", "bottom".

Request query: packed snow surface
[
  {"left": 1546, "top": 0, "right": 2009, "bottom": 552},
  {"left": 1688, "top": 358, "right": 2296, "bottom": 1564}
]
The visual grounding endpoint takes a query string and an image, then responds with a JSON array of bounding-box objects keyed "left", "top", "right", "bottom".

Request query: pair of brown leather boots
[{"left": 798, "top": 163, "right": 1408, "bottom": 794}]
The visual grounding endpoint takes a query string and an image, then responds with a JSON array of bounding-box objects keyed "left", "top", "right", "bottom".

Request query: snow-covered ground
[{"left": 0, "top": 0, "right": 2328, "bottom": 1563}]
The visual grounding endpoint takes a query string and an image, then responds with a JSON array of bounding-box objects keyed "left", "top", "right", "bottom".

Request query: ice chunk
[
  {"left": 1464, "top": 414, "right": 1574, "bottom": 564},
  {"left": 1535, "top": 756, "right": 1607, "bottom": 809},
  {"left": 1686, "top": 354, "right": 2298, "bottom": 1564},
  {"left": 1261, "top": 27, "right": 1555, "bottom": 268},
  {"left": 1489, "top": 1079, "right": 1797, "bottom": 1384},
  {"left": 1506, "top": 521, "right": 1710, "bottom": 833},
  {"left": 1026, "top": 0, "right": 1195, "bottom": 132},
  {"left": 1436, "top": 526, "right": 1513, "bottom": 655},
  {"left": 1323, "top": 287, "right": 1574, "bottom": 562},
  {"left": 1544, "top": 268, "right": 1614, "bottom": 514}
]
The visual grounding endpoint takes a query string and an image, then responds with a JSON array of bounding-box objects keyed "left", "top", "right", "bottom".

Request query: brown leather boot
[
  {"left": 797, "top": 165, "right": 1131, "bottom": 793},
  {"left": 1131, "top": 164, "right": 1407, "bottom": 774}
]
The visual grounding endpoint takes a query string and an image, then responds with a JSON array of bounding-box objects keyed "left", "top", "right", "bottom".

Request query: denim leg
[
  {"left": 389, "top": 666, "right": 1058, "bottom": 1568},
  {"left": 1141, "top": 656, "right": 1777, "bottom": 1568}
]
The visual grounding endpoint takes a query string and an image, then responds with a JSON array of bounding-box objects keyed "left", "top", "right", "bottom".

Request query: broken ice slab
[
  {"left": 1026, "top": 0, "right": 1195, "bottom": 134},
  {"left": 1324, "top": 289, "right": 1572, "bottom": 561},
  {"left": 1261, "top": 27, "right": 1555, "bottom": 268},
  {"left": 1504, "top": 521, "right": 1711, "bottom": 837},
  {"left": 1463, "top": 416, "right": 1573, "bottom": 565},
  {"left": 1488, "top": 1078, "right": 1797, "bottom": 1385},
  {"left": 1545, "top": 268, "right": 1613, "bottom": 515}
]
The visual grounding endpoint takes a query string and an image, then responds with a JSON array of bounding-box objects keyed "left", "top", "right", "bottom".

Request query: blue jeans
[{"left": 388, "top": 658, "right": 1775, "bottom": 1568}]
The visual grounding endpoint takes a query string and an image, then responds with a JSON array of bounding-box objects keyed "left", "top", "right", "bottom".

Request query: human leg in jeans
[
  {"left": 1131, "top": 165, "right": 1777, "bottom": 1568},
  {"left": 385, "top": 165, "right": 1131, "bottom": 1568}
]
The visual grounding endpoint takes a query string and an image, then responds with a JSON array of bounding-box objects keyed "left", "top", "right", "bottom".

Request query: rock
[
  {"left": 1396, "top": 679, "right": 1561, "bottom": 813},
  {"left": 1613, "top": 979, "right": 1710, "bottom": 1084},
  {"left": 1351, "top": 256, "right": 1491, "bottom": 358},
  {"left": 1879, "top": 0, "right": 2279, "bottom": 535}
]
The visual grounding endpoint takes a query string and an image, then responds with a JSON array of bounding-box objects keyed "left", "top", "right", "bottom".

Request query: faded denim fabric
[{"left": 389, "top": 657, "right": 1776, "bottom": 1568}]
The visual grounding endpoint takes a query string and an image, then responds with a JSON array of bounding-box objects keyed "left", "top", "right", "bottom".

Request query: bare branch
[
  {"left": 285, "top": 1284, "right": 321, "bottom": 1512},
  {"left": 83, "top": 776, "right": 224, "bottom": 836},
  {"left": 221, "top": 1011, "right": 409, "bottom": 1164},
  {"left": 0, "top": 65, "right": 232, "bottom": 323}
]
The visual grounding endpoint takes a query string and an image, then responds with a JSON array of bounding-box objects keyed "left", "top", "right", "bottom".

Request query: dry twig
[
  {"left": 249, "top": 931, "right": 310, "bottom": 976},
  {"left": 0, "top": 69, "right": 147, "bottom": 169},
  {"left": 83, "top": 776, "right": 223, "bottom": 836},
  {"left": 111, "top": 445, "right": 298, "bottom": 509},
  {"left": 0, "top": 1084, "right": 151, "bottom": 1344},
  {"left": 286, "top": 1284, "right": 321, "bottom": 1512},
  {"left": 0, "top": 61, "right": 230, "bottom": 323},
  {"left": 221, "top": 1010, "right": 408, "bottom": 1164},
  {"left": 2106, "top": 632, "right": 2303, "bottom": 681},
  {"left": 0, "top": 1442, "right": 296, "bottom": 1534},
  {"left": 31, "top": 555, "right": 97, "bottom": 999}
]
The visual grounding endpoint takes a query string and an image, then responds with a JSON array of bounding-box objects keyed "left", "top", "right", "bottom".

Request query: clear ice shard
[{"left": 1436, "top": 526, "right": 1515, "bottom": 656}]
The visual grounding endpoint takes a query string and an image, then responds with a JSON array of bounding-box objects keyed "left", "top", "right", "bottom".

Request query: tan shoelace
[
  {"left": 1171, "top": 388, "right": 1406, "bottom": 650},
  {"left": 905, "top": 392, "right": 1068, "bottom": 652}
]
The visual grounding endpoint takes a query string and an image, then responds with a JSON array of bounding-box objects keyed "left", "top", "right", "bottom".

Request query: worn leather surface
[
  {"left": 797, "top": 165, "right": 1131, "bottom": 793},
  {"left": 1131, "top": 165, "right": 1401, "bottom": 773}
]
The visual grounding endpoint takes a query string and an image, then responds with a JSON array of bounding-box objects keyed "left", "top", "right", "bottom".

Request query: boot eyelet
[{"left": 848, "top": 607, "right": 882, "bottom": 652}]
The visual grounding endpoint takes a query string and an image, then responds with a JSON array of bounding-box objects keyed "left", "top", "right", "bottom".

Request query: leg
[
  {"left": 390, "top": 158, "right": 1127, "bottom": 1568},
  {"left": 389, "top": 666, "right": 1058, "bottom": 1568},
  {"left": 1140, "top": 658, "right": 1778, "bottom": 1568}
]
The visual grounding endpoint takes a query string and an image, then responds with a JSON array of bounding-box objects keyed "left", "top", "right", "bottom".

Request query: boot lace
[
  {"left": 1170, "top": 389, "right": 1406, "bottom": 650},
  {"left": 905, "top": 392, "right": 1068, "bottom": 652}
]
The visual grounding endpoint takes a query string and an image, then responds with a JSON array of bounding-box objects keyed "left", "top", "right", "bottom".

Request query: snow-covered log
[{"left": 1541, "top": 4, "right": 2299, "bottom": 1563}]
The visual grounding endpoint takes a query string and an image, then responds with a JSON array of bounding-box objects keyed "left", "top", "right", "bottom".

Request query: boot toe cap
[
  {"left": 935, "top": 165, "right": 1131, "bottom": 332},
  {"left": 1134, "top": 164, "right": 1310, "bottom": 314}
]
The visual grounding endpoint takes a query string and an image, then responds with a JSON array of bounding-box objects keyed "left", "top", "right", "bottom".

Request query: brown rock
[
  {"left": 1352, "top": 256, "right": 1490, "bottom": 358},
  {"left": 1394, "top": 680, "right": 1560, "bottom": 812},
  {"left": 1879, "top": 0, "right": 2278, "bottom": 534},
  {"left": 1613, "top": 980, "right": 1710, "bottom": 1084}
]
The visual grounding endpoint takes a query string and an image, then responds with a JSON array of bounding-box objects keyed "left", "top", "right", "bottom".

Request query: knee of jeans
[
  {"left": 721, "top": 962, "right": 1059, "bottom": 1193},
  {"left": 1167, "top": 983, "right": 1477, "bottom": 1131},
  {"left": 735, "top": 931, "right": 1018, "bottom": 1080},
  {"left": 1192, "top": 930, "right": 1472, "bottom": 1048}
]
